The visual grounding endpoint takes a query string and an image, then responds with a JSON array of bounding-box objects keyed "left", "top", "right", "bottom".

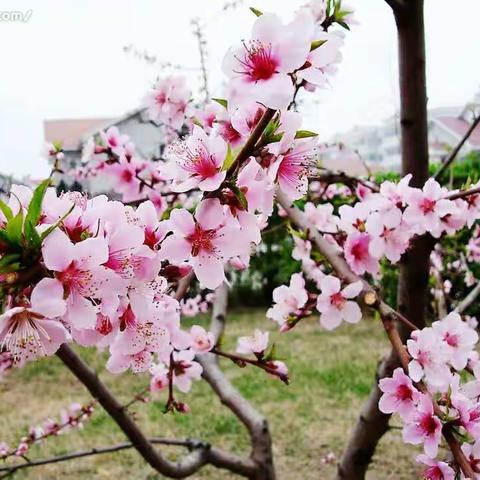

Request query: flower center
[
  {"left": 96, "top": 314, "right": 113, "bottom": 335},
  {"left": 420, "top": 414, "right": 438, "bottom": 436},
  {"left": 330, "top": 292, "right": 345, "bottom": 309},
  {"left": 425, "top": 465, "right": 445, "bottom": 480},
  {"left": 155, "top": 92, "right": 166, "bottom": 105},
  {"left": 238, "top": 41, "right": 278, "bottom": 82},
  {"left": 121, "top": 168, "right": 134, "bottom": 183},
  {"left": 444, "top": 332, "right": 459, "bottom": 347},
  {"left": 187, "top": 224, "right": 217, "bottom": 256},
  {"left": 396, "top": 384, "right": 413, "bottom": 401},
  {"left": 420, "top": 198, "right": 436, "bottom": 214}
]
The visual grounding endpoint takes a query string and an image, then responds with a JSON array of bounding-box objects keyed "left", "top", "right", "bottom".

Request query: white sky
[{"left": 0, "top": 0, "right": 479, "bottom": 179}]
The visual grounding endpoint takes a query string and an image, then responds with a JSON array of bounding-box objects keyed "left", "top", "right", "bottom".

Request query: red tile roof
[{"left": 44, "top": 118, "right": 114, "bottom": 150}]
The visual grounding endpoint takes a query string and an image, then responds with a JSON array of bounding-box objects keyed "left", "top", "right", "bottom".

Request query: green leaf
[
  {"left": 40, "top": 204, "right": 75, "bottom": 242},
  {"left": 263, "top": 343, "right": 277, "bottom": 362},
  {"left": 212, "top": 98, "right": 228, "bottom": 109},
  {"left": 230, "top": 184, "right": 249, "bottom": 211},
  {"left": 0, "top": 261, "right": 21, "bottom": 274},
  {"left": 0, "top": 253, "right": 21, "bottom": 270},
  {"left": 0, "top": 199, "right": 13, "bottom": 221},
  {"left": 24, "top": 219, "right": 42, "bottom": 249},
  {"left": 249, "top": 7, "right": 263, "bottom": 17},
  {"left": 310, "top": 39, "right": 327, "bottom": 51},
  {"left": 5, "top": 211, "right": 23, "bottom": 246},
  {"left": 26, "top": 179, "right": 50, "bottom": 228},
  {"left": 295, "top": 130, "right": 318, "bottom": 139},
  {"left": 0, "top": 229, "right": 10, "bottom": 245},
  {"left": 222, "top": 144, "right": 234, "bottom": 171},
  {"left": 336, "top": 19, "right": 350, "bottom": 30}
]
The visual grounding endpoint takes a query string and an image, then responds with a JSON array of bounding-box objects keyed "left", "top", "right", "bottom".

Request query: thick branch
[
  {"left": 56, "top": 345, "right": 256, "bottom": 478},
  {"left": 434, "top": 115, "right": 480, "bottom": 181},
  {"left": 197, "top": 283, "right": 276, "bottom": 480},
  {"left": 384, "top": 0, "right": 405, "bottom": 13}
]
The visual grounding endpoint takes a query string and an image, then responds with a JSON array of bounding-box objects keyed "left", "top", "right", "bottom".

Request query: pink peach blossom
[{"left": 316, "top": 275, "right": 362, "bottom": 330}]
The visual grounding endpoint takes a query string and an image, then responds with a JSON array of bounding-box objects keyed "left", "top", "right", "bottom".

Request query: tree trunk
[{"left": 336, "top": 1, "right": 430, "bottom": 478}]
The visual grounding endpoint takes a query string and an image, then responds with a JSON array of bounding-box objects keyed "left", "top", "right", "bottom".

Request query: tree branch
[
  {"left": 56, "top": 344, "right": 256, "bottom": 478},
  {"left": 384, "top": 0, "right": 406, "bottom": 13},
  {"left": 434, "top": 115, "right": 480, "bottom": 181},
  {"left": 446, "top": 185, "right": 480, "bottom": 201},
  {"left": 454, "top": 282, "right": 480, "bottom": 315},
  {"left": 0, "top": 438, "right": 203, "bottom": 477},
  {"left": 197, "top": 282, "right": 276, "bottom": 480},
  {"left": 309, "top": 169, "right": 380, "bottom": 193},
  {"left": 226, "top": 108, "right": 276, "bottom": 177}
]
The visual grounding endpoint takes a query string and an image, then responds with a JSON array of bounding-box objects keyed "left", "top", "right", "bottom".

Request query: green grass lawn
[{"left": 0, "top": 309, "right": 425, "bottom": 479}]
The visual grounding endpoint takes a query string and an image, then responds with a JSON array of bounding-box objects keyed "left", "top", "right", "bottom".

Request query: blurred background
[{"left": 1, "top": 0, "right": 479, "bottom": 181}]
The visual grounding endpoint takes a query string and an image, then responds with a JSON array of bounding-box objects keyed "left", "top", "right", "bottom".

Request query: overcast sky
[{"left": 0, "top": 0, "right": 479, "bottom": 180}]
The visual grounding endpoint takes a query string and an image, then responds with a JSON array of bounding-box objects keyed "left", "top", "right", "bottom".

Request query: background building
[
  {"left": 329, "top": 92, "right": 480, "bottom": 172},
  {"left": 44, "top": 109, "right": 166, "bottom": 191}
]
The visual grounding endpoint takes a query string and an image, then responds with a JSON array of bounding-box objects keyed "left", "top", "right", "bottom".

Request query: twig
[
  {"left": 446, "top": 185, "right": 480, "bottom": 201},
  {"left": 434, "top": 115, "right": 480, "bottom": 181},
  {"left": 226, "top": 108, "right": 276, "bottom": 177},
  {"left": 454, "top": 282, "right": 480, "bottom": 314},
  {"left": 309, "top": 169, "right": 380, "bottom": 193},
  {"left": 0, "top": 438, "right": 203, "bottom": 477},
  {"left": 211, "top": 348, "right": 289, "bottom": 384}
]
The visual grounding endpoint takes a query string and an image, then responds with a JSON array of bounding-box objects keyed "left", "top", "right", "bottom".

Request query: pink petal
[
  {"left": 195, "top": 198, "right": 224, "bottom": 230},
  {"left": 30, "top": 278, "right": 66, "bottom": 319},
  {"left": 42, "top": 230, "right": 75, "bottom": 272},
  {"left": 342, "top": 301, "right": 362, "bottom": 324},
  {"left": 193, "top": 255, "right": 225, "bottom": 290},
  {"left": 159, "top": 235, "right": 192, "bottom": 263},
  {"left": 169, "top": 208, "right": 195, "bottom": 236}
]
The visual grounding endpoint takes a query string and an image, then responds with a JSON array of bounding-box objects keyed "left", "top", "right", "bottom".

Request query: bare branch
[
  {"left": 455, "top": 282, "right": 480, "bottom": 315},
  {"left": 446, "top": 185, "right": 480, "bottom": 201},
  {"left": 434, "top": 115, "right": 480, "bottom": 181},
  {"left": 198, "top": 282, "right": 276, "bottom": 480},
  {"left": 56, "top": 344, "right": 256, "bottom": 478},
  {"left": 0, "top": 438, "right": 203, "bottom": 477}
]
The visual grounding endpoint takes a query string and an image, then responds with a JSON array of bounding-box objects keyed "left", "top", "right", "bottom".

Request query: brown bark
[
  {"left": 335, "top": 1, "right": 431, "bottom": 478},
  {"left": 198, "top": 283, "right": 276, "bottom": 480}
]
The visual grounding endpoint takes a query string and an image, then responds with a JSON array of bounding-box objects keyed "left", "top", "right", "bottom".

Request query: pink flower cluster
[
  {"left": 379, "top": 312, "right": 480, "bottom": 475},
  {"left": 0, "top": 186, "right": 217, "bottom": 398},
  {"left": 270, "top": 176, "right": 480, "bottom": 327}
]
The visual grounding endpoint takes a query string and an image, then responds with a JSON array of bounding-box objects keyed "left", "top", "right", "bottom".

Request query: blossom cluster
[
  {"left": 379, "top": 312, "right": 480, "bottom": 477},
  {"left": 0, "top": 184, "right": 218, "bottom": 400},
  {"left": 268, "top": 176, "right": 480, "bottom": 332}
]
